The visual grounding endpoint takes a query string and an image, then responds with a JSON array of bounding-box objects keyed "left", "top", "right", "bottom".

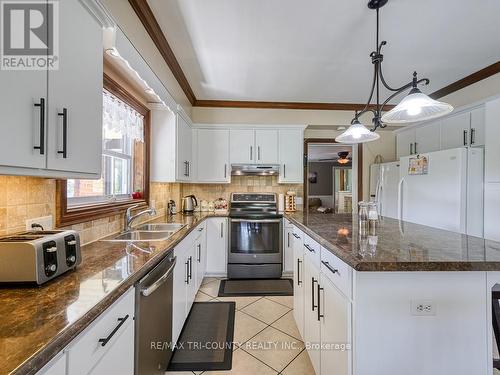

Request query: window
[
  {"left": 66, "top": 90, "right": 145, "bottom": 207},
  {"left": 57, "top": 73, "right": 150, "bottom": 226}
]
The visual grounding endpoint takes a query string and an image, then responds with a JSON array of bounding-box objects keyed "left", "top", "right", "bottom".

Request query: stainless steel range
[{"left": 228, "top": 193, "right": 283, "bottom": 279}]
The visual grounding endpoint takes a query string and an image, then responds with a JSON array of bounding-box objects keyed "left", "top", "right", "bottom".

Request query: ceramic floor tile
[
  {"left": 241, "top": 326, "right": 304, "bottom": 373},
  {"left": 270, "top": 311, "right": 301, "bottom": 341},
  {"left": 215, "top": 296, "right": 262, "bottom": 310},
  {"left": 281, "top": 349, "right": 316, "bottom": 375},
  {"left": 194, "top": 291, "right": 213, "bottom": 302},
  {"left": 265, "top": 296, "right": 294, "bottom": 309},
  {"left": 241, "top": 298, "right": 290, "bottom": 325},
  {"left": 202, "top": 277, "right": 220, "bottom": 285},
  {"left": 203, "top": 348, "right": 277, "bottom": 375},
  {"left": 199, "top": 280, "right": 221, "bottom": 298},
  {"left": 233, "top": 311, "right": 267, "bottom": 347}
]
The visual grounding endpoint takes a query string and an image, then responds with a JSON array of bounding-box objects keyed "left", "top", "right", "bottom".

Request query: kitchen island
[{"left": 285, "top": 211, "right": 500, "bottom": 375}]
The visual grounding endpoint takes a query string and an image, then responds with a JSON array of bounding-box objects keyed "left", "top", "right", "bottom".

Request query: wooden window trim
[{"left": 56, "top": 73, "right": 151, "bottom": 227}]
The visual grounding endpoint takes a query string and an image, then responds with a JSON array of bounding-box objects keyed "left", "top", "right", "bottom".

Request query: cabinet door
[
  {"left": 196, "top": 129, "right": 230, "bottom": 182},
  {"left": 303, "top": 256, "right": 321, "bottom": 374},
  {"left": 88, "top": 321, "right": 134, "bottom": 375},
  {"left": 37, "top": 352, "right": 67, "bottom": 375},
  {"left": 396, "top": 130, "right": 415, "bottom": 158},
  {"left": 205, "top": 218, "right": 227, "bottom": 275},
  {"left": 485, "top": 98, "right": 500, "bottom": 183},
  {"left": 176, "top": 114, "right": 193, "bottom": 181},
  {"left": 320, "top": 276, "right": 351, "bottom": 375},
  {"left": 230, "top": 129, "right": 255, "bottom": 164},
  {"left": 470, "top": 107, "right": 485, "bottom": 147},
  {"left": 279, "top": 129, "right": 303, "bottom": 183},
  {"left": 173, "top": 245, "right": 188, "bottom": 344},
  {"left": 185, "top": 245, "right": 197, "bottom": 314},
  {"left": 440, "top": 112, "right": 470, "bottom": 150},
  {"left": 255, "top": 129, "right": 278, "bottom": 164},
  {"left": 292, "top": 230, "right": 304, "bottom": 338},
  {"left": 46, "top": 0, "right": 102, "bottom": 175},
  {"left": 195, "top": 229, "right": 207, "bottom": 289},
  {"left": 283, "top": 227, "right": 294, "bottom": 274},
  {"left": 484, "top": 183, "right": 500, "bottom": 242},
  {"left": 415, "top": 123, "right": 440, "bottom": 154},
  {"left": 0, "top": 36, "right": 47, "bottom": 169}
]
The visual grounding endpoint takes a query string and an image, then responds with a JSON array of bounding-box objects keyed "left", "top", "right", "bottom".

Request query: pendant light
[{"left": 335, "top": 0, "right": 453, "bottom": 144}]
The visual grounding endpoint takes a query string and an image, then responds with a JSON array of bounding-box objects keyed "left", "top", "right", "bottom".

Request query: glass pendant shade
[
  {"left": 381, "top": 88, "right": 454, "bottom": 124},
  {"left": 335, "top": 119, "right": 380, "bottom": 144}
]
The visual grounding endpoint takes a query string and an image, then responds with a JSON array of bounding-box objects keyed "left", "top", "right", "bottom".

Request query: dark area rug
[{"left": 218, "top": 278, "right": 293, "bottom": 297}]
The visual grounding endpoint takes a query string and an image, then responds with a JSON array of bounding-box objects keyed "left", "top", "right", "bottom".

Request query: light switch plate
[{"left": 26, "top": 215, "right": 53, "bottom": 231}]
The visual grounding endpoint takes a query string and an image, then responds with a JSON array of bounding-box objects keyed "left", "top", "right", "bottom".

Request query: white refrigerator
[
  {"left": 398, "top": 147, "right": 484, "bottom": 236},
  {"left": 370, "top": 162, "right": 400, "bottom": 219}
]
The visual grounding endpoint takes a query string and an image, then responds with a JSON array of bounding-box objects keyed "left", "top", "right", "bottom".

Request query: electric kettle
[{"left": 181, "top": 195, "right": 198, "bottom": 213}]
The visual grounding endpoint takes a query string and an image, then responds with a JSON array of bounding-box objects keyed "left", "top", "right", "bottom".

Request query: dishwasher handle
[{"left": 141, "top": 256, "right": 177, "bottom": 297}]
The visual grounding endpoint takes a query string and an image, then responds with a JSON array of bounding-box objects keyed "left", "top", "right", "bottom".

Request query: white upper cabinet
[
  {"left": 230, "top": 129, "right": 255, "bottom": 164},
  {"left": 485, "top": 98, "right": 500, "bottom": 183},
  {"left": 415, "top": 122, "right": 441, "bottom": 154},
  {"left": 195, "top": 128, "right": 230, "bottom": 183},
  {"left": 470, "top": 107, "right": 485, "bottom": 147},
  {"left": 47, "top": 0, "right": 103, "bottom": 175},
  {"left": 396, "top": 129, "right": 416, "bottom": 159},
  {"left": 440, "top": 111, "right": 470, "bottom": 150},
  {"left": 176, "top": 113, "right": 194, "bottom": 181},
  {"left": 279, "top": 129, "right": 303, "bottom": 183},
  {"left": 255, "top": 129, "right": 278, "bottom": 164},
  {"left": 0, "top": 0, "right": 104, "bottom": 178}
]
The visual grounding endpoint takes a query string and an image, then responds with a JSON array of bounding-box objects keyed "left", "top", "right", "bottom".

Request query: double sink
[{"left": 105, "top": 223, "right": 186, "bottom": 242}]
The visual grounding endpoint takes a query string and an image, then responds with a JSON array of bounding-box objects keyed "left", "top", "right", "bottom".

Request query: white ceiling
[{"left": 147, "top": 0, "right": 500, "bottom": 103}]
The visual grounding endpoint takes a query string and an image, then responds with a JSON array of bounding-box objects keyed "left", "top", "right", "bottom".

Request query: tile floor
[{"left": 166, "top": 277, "right": 316, "bottom": 375}]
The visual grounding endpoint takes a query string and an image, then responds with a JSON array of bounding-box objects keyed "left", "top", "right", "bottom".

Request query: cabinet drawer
[
  {"left": 194, "top": 222, "right": 206, "bottom": 240},
  {"left": 320, "top": 247, "right": 352, "bottom": 299},
  {"left": 67, "top": 288, "right": 135, "bottom": 375},
  {"left": 303, "top": 234, "right": 321, "bottom": 269}
]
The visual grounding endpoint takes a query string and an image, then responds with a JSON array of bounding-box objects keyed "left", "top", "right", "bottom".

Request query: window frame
[{"left": 56, "top": 73, "right": 150, "bottom": 227}]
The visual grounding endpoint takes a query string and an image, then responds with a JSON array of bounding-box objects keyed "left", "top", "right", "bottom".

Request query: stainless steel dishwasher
[{"left": 135, "top": 250, "right": 176, "bottom": 375}]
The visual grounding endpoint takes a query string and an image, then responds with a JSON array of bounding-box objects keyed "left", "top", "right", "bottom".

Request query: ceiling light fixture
[
  {"left": 336, "top": 0, "right": 453, "bottom": 144},
  {"left": 337, "top": 151, "right": 350, "bottom": 164}
]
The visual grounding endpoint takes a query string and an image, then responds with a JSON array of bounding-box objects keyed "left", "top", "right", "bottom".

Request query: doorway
[{"left": 304, "top": 140, "right": 361, "bottom": 213}]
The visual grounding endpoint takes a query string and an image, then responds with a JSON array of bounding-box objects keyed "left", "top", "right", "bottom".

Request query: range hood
[{"left": 231, "top": 164, "right": 280, "bottom": 176}]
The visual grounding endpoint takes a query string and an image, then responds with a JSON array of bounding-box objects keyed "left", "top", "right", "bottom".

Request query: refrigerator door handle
[{"left": 397, "top": 177, "right": 405, "bottom": 235}]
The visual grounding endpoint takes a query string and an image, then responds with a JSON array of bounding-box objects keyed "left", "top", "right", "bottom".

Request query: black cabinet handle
[
  {"left": 197, "top": 244, "right": 201, "bottom": 262},
  {"left": 292, "top": 233, "right": 300, "bottom": 239},
  {"left": 321, "top": 261, "right": 339, "bottom": 275},
  {"left": 189, "top": 256, "right": 192, "bottom": 280},
  {"left": 304, "top": 244, "right": 315, "bottom": 253},
  {"left": 283, "top": 164, "right": 286, "bottom": 178},
  {"left": 463, "top": 130, "right": 468, "bottom": 146},
  {"left": 297, "top": 258, "right": 302, "bottom": 285},
  {"left": 57, "top": 108, "right": 68, "bottom": 158},
  {"left": 33, "top": 98, "right": 45, "bottom": 155},
  {"left": 311, "top": 277, "right": 317, "bottom": 311},
  {"left": 317, "top": 285, "right": 324, "bottom": 321},
  {"left": 185, "top": 260, "right": 189, "bottom": 284},
  {"left": 98, "top": 314, "right": 129, "bottom": 347},
  {"left": 470, "top": 128, "right": 476, "bottom": 145}
]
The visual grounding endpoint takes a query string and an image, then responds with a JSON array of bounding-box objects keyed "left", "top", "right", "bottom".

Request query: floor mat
[{"left": 218, "top": 278, "right": 293, "bottom": 296}]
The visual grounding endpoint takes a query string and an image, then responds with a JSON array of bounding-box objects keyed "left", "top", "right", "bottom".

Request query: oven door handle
[{"left": 230, "top": 218, "right": 282, "bottom": 223}]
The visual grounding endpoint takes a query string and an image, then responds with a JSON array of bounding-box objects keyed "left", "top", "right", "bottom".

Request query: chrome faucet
[{"left": 125, "top": 204, "right": 157, "bottom": 231}]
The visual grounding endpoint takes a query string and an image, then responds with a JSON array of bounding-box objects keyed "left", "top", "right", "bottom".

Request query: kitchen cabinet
[
  {"left": 37, "top": 352, "right": 67, "bottom": 375},
  {"left": 396, "top": 129, "right": 416, "bottom": 158},
  {"left": 283, "top": 222, "right": 294, "bottom": 275},
  {"left": 292, "top": 227, "right": 305, "bottom": 337},
  {"left": 173, "top": 238, "right": 190, "bottom": 344},
  {"left": 0, "top": 0, "right": 104, "bottom": 178},
  {"left": 440, "top": 111, "right": 470, "bottom": 150},
  {"left": 205, "top": 218, "right": 228, "bottom": 276},
  {"left": 46, "top": 0, "right": 102, "bottom": 175},
  {"left": 185, "top": 244, "right": 198, "bottom": 315},
  {"left": 67, "top": 288, "right": 134, "bottom": 375},
  {"left": 279, "top": 129, "right": 304, "bottom": 183},
  {"left": 470, "top": 107, "right": 485, "bottom": 146},
  {"left": 230, "top": 129, "right": 255, "bottom": 164},
  {"left": 415, "top": 123, "right": 441, "bottom": 154},
  {"left": 303, "top": 249, "right": 321, "bottom": 375},
  {"left": 484, "top": 183, "right": 500, "bottom": 242},
  {"left": 195, "top": 128, "right": 230, "bottom": 183},
  {"left": 229, "top": 128, "right": 278, "bottom": 164},
  {"left": 151, "top": 108, "right": 195, "bottom": 183},
  {"left": 485, "top": 98, "right": 500, "bottom": 183},
  {"left": 255, "top": 129, "right": 279, "bottom": 164},
  {"left": 194, "top": 225, "right": 207, "bottom": 290}
]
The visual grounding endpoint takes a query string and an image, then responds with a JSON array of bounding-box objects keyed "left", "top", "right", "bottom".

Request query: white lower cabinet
[
  {"left": 303, "top": 249, "right": 321, "bottom": 375},
  {"left": 205, "top": 218, "right": 228, "bottom": 276},
  {"left": 38, "top": 352, "right": 67, "bottom": 375},
  {"left": 283, "top": 220, "right": 294, "bottom": 275},
  {"left": 194, "top": 225, "right": 207, "bottom": 290},
  {"left": 292, "top": 228, "right": 305, "bottom": 337},
  {"left": 66, "top": 288, "right": 135, "bottom": 375}
]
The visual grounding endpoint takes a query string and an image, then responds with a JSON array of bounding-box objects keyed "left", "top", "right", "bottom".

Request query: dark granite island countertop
[
  {"left": 0, "top": 212, "right": 227, "bottom": 375},
  {"left": 286, "top": 211, "right": 500, "bottom": 272}
]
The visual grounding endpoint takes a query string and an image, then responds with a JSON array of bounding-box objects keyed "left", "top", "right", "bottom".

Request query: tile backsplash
[{"left": 0, "top": 175, "right": 301, "bottom": 244}]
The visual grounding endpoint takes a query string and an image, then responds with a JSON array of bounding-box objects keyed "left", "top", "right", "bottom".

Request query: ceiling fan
[{"left": 318, "top": 151, "right": 352, "bottom": 164}]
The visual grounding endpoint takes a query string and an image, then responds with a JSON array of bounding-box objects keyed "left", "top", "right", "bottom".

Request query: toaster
[{"left": 0, "top": 230, "right": 82, "bottom": 285}]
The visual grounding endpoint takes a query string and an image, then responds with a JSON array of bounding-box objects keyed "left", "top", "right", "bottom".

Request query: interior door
[
  {"left": 255, "top": 129, "right": 278, "bottom": 164},
  {"left": 0, "top": 0, "right": 47, "bottom": 170},
  {"left": 47, "top": 0, "right": 102, "bottom": 174},
  {"left": 196, "top": 128, "right": 229, "bottom": 182}
]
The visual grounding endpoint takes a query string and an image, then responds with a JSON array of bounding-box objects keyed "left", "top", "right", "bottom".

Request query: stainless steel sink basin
[
  {"left": 105, "top": 230, "right": 175, "bottom": 242},
  {"left": 135, "top": 223, "right": 186, "bottom": 232}
]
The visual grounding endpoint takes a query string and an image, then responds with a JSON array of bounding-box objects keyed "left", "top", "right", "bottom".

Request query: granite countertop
[
  {"left": 0, "top": 212, "right": 226, "bottom": 375},
  {"left": 286, "top": 211, "right": 500, "bottom": 272}
]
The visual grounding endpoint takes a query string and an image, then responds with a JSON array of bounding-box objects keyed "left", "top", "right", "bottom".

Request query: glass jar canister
[{"left": 358, "top": 201, "right": 369, "bottom": 236}]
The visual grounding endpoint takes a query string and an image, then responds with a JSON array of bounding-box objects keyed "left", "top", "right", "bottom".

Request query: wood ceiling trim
[
  {"left": 430, "top": 61, "right": 500, "bottom": 99},
  {"left": 194, "top": 100, "right": 395, "bottom": 111},
  {"left": 128, "top": 0, "right": 196, "bottom": 105}
]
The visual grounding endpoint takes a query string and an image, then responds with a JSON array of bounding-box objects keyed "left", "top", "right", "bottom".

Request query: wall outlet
[
  {"left": 26, "top": 215, "right": 53, "bottom": 231},
  {"left": 411, "top": 300, "right": 436, "bottom": 316}
]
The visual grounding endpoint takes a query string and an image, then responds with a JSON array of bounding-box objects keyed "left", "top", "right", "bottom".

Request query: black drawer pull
[
  {"left": 322, "top": 260, "right": 339, "bottom": 275},
  {"left": 292, "top": 233, "right": 300, "bottom": 239},
  {"left": 57, "top": 108, "right": 68, "bottom": 158},
  {"left": 33, "top": 98, "right": 45, "bottom": 155},
  {"left": 98, "top": 314, "right": 129, "bottom": 347},
  {"left": 304, "top": 244, "right": 315, "bottom": 253}
]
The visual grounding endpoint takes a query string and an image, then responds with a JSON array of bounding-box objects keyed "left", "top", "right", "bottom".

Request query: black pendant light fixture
[{"left": 336, "top": 0, "right": 453, "bottom": 144}]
